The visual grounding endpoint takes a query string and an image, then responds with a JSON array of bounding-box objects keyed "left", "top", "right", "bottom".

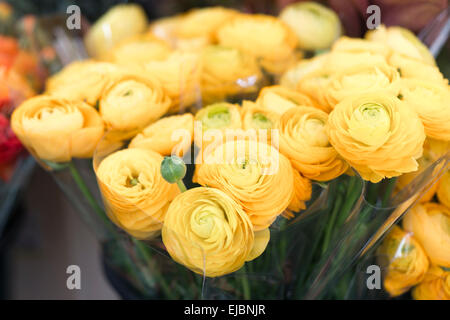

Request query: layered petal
[
  {"left": 96, "top": 148, "right": 179, "bottom": 239},
  {"left": 327, "top": 93, "right": 425, "bottom": 182},
  {"left": 162, "top": 187, "right": 255, "bottom": 277}
]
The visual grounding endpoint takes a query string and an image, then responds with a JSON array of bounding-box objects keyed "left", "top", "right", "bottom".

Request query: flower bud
[
  {"left": 160, "top": 155, "right": 187, "bottom": 184},
  {"left": 279, "top": 2, "right": 342, "bottom": 50}
]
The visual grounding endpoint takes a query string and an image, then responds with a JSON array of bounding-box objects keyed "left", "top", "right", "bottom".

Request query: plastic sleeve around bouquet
[{"left": 299, "top": 151, "right": 450, "bottom": 299}]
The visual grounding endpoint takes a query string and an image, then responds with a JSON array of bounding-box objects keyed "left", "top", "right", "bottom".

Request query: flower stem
[
  {"left": 132, "top": 238, "right": 175, "bottom": 299},
  {"left": 240, "top": 264, "right": 251, "bottom": 300},
  {"left": 321, "top": 193, "right": 343, "bottom": 255},
  {"left": 67, "top": 162, "right": 115, "bottom": 235},
  {"left": 176, "top": 179, "right": 187, "bottom": 192}
]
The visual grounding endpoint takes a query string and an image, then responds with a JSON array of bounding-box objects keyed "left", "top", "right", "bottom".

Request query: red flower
[{"left": 0, "top": 113, "right": 23, "bottom": 166}]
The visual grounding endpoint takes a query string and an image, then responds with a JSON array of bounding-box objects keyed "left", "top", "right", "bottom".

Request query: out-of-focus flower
[
  {"left": 145, "top": 51, "right": 201, "bottom": 113},
  {"left": 437, "top": 170, "right": 450, "bottom": 210},
  {"left": 278, "top": 107, "right": 348, "bottom": 181},
  {"left": 174, "top": 7, "right": 240, "bottom": 42},
  {"left": 327, "top": 93, "right": 425, "bottom": 182},
  {"left": 84, "top": 4, "right": 148, "bottom": 58},
  {"left": 46, "top": 60, "right": 120, "bottom": 106},
  {"left": 105, "top": 33, "right": 172, "bottom": 65},
  {"left": 256, "top": 85, "right": 322, "bottom": 114},
  {"left": 296, "top": 51, "right": 390, "bottom": 112},
  {"left": 325, "top": 61, "right": 400, "bottom": 108},
  {"left": 129, "top": 113, "right": 194, "bottom": 157},
  {"left": 280, "top": 54, "right": 328, "bottom": 90},
  {"left": 217, "top": 14, "right": 298, "bottom": 74},
  {"left": 403, "top": 203, "right": 450, "bottom": 268},
  {"left": 194, "top": 140, "right": 295, "bottom": 230},
  {"left": 397, "top": 79, "right": 450, "bottom": 141},
  {"left": 99, "top": 73, "right": 170, "bottom": 132},
  {"left": 96, "top": 148, "right": 179, "bottom": 239},
  {"left": 388, "top": 53, "right": 448, "bottom": 85},
  {"left": 0, "top": 35, "right": 19, "bottom": 70},
  {"left": 396, "top": 138, "right": 450, "bottom": 203},
  {"left": 162, "top": 187, "right": 255, "bottom": 277},
  {"left": 331, "top": 37, "right": 392, "bottom": 58},
  {"left": 279, "top": 1, "right": 342, "bottom": 50},
  {"left": 377, "top": 225, "right": 429, "bottom": 297},
  {"left": 366, "top": 25, "right": 436, "bottom": 65},
  {"left": 0, "top": 113, "right": 23, "bottom": 165},
  {"left": 201, "top": 45, "right": 262, "bottom": 103},
  {"left": 412, "top": 265, "right": 450, "bottom": 300},
  {"left": 11, "top": 95, "right": 104, "bottom": 162}
]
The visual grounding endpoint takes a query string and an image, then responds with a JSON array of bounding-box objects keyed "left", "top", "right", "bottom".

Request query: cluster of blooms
[
  {"left": 10, "top": 4, "right": 449, "bottom": 280},
  {"left": 377, "top": 138, "right": 450, "bottom": 300},
  {"left": 0, "top": 2, "right": 57, "bottom": 180}
]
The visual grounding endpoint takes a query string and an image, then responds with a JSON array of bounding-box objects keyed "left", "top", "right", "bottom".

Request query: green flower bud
[{"left": 160, "top": 155, "right": 187, "bottom": 184}]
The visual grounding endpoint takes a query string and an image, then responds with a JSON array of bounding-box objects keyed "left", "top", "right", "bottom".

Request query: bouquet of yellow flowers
[{"left": 10, "top": 3, "right": 450, "bottom": 300}]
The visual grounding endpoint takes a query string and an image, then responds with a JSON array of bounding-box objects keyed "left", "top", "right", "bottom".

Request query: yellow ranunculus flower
[
  {"left": 279, "top": 2, "right": 342, "bottom": 50},
  {"left": 11, "top": 95, "right": 104, "bottom": 162},
  {"left": 327, "top": 93, "right": 425, "bottom": 182},
  {"left": 99, "top": 73, "right": 170, "bottom": 132},
  {"left": 296, "top": 52, "right": 388, "bottom": 112},
  {"left": 325, "top": 62, "right": 400, "bottom": 108},
  {"left": 437, "top": 170, "right": 450, "bottom": 209},
  {"left": 397, "top": 79, "right": 450, "bottom": 141},
  {"left": 145, "top": 51, "right": 201, "bottom": 113},
  {"left": 149, "top": 15, "right": 183, "bottom": 43},
  {"left": 377, "top": 226, "right": 429, "bottom": 297},
  {"left": 241, "top": 100, "right": 279, "bottom": 133},
  {"left": 412, "top": 266, "right": 450, "bottom": 300},
  {"left": 104, "top": 33, "right": 172, "bottom": 65},
  {"left": 96, "top": 148, "right": 179, "bottom": 239},
  {"left": 278, "top": 107, "right": 348, "bottom": 181},
  {"left": 388, "top": 53, "right": 448, "bottom": 85},
  {"left": 161, "top": 187, "right": 255, "bottom": 277},
  {"left": 194, "top": 140, "right": 295, "bottom": 230},
  {"left": 396, "top": 138, "right": 450, "bottom": 203},
  {"left": 217, "top": 14, "right": 298, "bottom": 74},
  {"left": 403, "top": 203, "right": 450, "bottom": 268},
  {"left": 175, "top": 7, "right": 239, "bottom": 42},
  {"left": 280, "top": 54, "right": 328, "bottom": 90},
  {"left": 201, "top": 45, "right": 262, "bottom": 103},
  {"left": 256, "top": 85, "right": 322, "bottom": 114},
  {"left": 247, "top": 228, "right": 271, "bottom": 262},
  {"left": 129, "top": 113, "right": 194, "bottom": 157},
  {"left": 194, "top": 102, "right": 242, "bottom": 151},
  {"left": 366, "top": 25, "right": 436, "bottom": 66},
  {"left": 331, "top": 37, "right": 392, "bottom": 58},
  {"left": 325, "top": 51, "right": 387, "bottom": 73},
  {"left": 288, "top": 169, "right": 312, "bottom": 212},
  {"left": 84, "top": 4, "right": 148, "bottom": 58},
  {"left": 46, "top": 60, "right": 120, "bottom": 106}
]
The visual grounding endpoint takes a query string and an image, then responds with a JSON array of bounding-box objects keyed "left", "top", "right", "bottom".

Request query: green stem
[
  {"left": 240, "top": 264, "right": 251, "bottom": 300},
  {"left": 321, "top": 194, "right": 343, "bottom": 255},
  {"left": 382, "top": 178, "right": 397, "bottom": 207},
  {"left": 176, "top": 179, "right": 187, "bottom": 192},
  {"left": 132, "top": 238, "right": 175, "bottom": 299},
  {"left": 68, "top": 162, "right": 113, "bottom": 232}
]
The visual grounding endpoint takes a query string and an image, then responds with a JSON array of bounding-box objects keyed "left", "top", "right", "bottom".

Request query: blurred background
[{"left": 0, "top": 0, "right": 448, "bottom": 299}]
